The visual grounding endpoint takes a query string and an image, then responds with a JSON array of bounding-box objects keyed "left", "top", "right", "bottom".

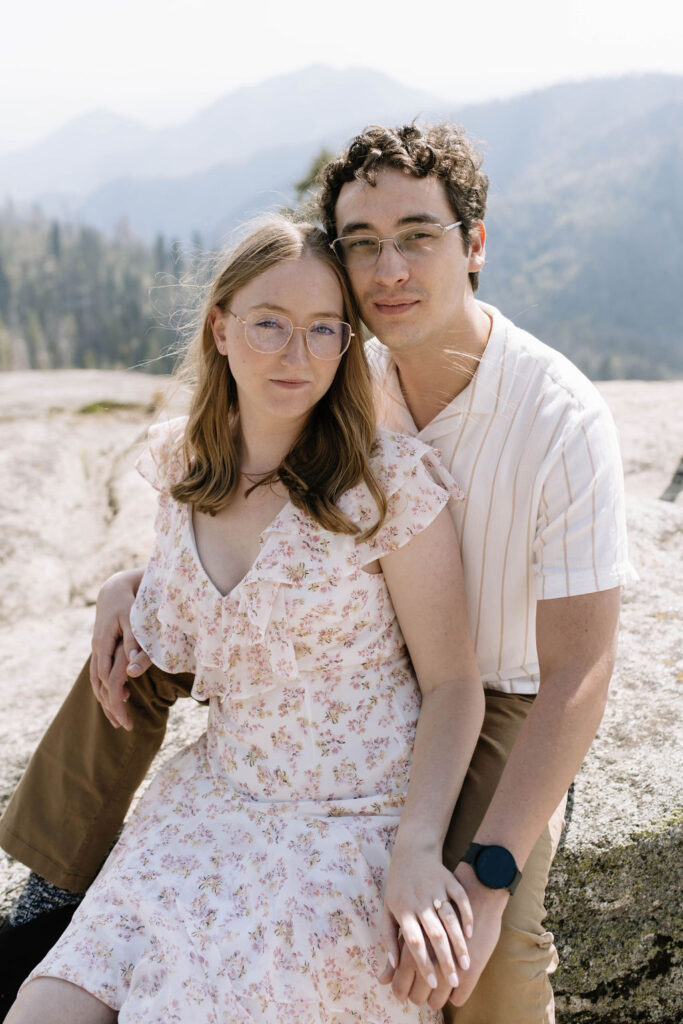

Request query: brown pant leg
[
  {"left": 442, "top": 692, "right": 566, "bottom": 1024},
  {"left": 0, "top": 657, "right": 195, "bottom": 892}
]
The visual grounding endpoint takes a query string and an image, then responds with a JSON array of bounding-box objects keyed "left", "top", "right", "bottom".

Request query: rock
[
  {"left": 548, "top": 381, "right": 683, "bottom": 1023},
  {"left": 0, "top": 371, "right": 681, "bottom": 1020}
]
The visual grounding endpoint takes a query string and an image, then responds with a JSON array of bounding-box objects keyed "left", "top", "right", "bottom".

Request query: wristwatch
[{"left": 461, "top": 842, "right": 522, "bottom": 894}]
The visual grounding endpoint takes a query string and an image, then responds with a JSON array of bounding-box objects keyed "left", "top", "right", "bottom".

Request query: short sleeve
[
  {"left": 532, "top": 402, "right": 638, "bottom": 599},
  {"left": 350, "top": 430, "right": 464, "bottom": 565},
  {"left": 135, "top": 416, "right": 189, "bottom": 492}
]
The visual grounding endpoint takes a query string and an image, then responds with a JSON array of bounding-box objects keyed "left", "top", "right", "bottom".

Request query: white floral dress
[{"left": 30, "top": 418, "right": 463, "bottom": 1024}]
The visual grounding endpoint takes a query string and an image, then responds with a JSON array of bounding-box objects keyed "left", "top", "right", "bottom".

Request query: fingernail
[
  {"left": 460, "top": 955, "right": 471, "bottom": 970},
  {"left": 448, "top": 972, "right": 459, "bottom": 987},
  {"left": 427, "top": 973, "right": 437, "bottom": 989},
  {"left": 466, "top": 924, "right": 473, "bottom": 938},
  {"left": 388, "top": 953, "right": 396, "bottom": 969}
]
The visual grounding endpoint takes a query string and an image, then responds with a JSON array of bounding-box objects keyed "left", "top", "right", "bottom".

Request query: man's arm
[
  {"left": 89, "top": 567, "right": 151, "bottom": 731},
  {"left": 387, "top": 586, "right": 621, "bottom": 1009}
]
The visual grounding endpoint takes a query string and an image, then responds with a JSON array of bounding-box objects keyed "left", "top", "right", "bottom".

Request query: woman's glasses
[{"left": 228, "top": 310, "right": 353, "bottom": 361}]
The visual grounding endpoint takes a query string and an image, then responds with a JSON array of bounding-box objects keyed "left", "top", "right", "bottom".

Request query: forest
[{"left": 0, "top": 213, "right": 191, "bottom": 374}]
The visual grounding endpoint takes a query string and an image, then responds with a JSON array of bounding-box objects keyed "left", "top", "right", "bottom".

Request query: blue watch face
[{"left": 475, "top": 845, "right": 517, "bottom": 889}]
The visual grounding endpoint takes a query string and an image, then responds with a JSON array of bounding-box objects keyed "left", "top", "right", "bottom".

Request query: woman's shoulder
[
  {"left": 136, "top": 415, "right": 189, "bottom": 491},
  {"left": 368, "top": 428, "right": 463, "bottom": 501}
]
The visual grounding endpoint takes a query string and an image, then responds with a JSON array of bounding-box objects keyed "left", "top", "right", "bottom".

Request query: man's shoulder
[{"left": 487, "top": 304, "right": 610, "bottom": 424}]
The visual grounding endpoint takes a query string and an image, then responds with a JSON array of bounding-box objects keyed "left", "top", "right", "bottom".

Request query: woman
[{"left": 8, "top": 217, "right": 484, "bottom": 1023}]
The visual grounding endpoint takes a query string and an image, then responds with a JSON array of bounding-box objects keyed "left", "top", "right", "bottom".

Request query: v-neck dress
[{"left": 29, "top": 416, "right": 463, "bottom": 1024}]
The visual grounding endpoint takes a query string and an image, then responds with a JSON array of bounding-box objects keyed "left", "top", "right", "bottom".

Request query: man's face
[{"left": 334, "top": 168, "right": 485, "bottom": 355}]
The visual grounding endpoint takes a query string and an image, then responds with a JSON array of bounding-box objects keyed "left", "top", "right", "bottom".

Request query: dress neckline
[{"left": 186, "top": 499, "right": 294, "bottom": 601}]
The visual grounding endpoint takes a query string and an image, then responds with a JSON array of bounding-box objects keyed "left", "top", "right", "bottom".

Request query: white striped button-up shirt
[{"left": 368, "top": 302, "right": 637, "bottom": 694}]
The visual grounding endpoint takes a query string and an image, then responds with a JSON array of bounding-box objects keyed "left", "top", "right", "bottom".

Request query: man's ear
[
  {"left": 210, "top": 306, "right": 227, "bottom": 354},
  {"left": 467, "top": 221, "right": 486, "bottom": 273}
]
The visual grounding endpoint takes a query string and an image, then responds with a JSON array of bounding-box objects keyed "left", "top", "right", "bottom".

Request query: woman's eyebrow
[{"left": 247, "top": 303, "right": 344, "bottom": 319}]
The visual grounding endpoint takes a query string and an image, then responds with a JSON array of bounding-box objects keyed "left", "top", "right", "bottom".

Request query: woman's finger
[
  {"left": 397, "top": 912, "right": 438, "bottom": 991},
  {"left": 446, "top": 874, "right": 474, "bottom": 941},
  {"left": 436, "top": 899, "right": 469, "bottom": 972},
  {"left": 378, "top": 905, "right": 399, "bottom": 982},
  {"left": 418, "top": 907, "right": 458, "bottom": 988}
]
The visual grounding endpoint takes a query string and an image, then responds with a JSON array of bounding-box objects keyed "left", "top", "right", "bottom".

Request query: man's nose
[{"left": 373, "top": 240, "right": 410, "bottom": 287}]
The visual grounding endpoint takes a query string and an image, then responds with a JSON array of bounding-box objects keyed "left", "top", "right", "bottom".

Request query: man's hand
[
  {"left": 89, "top": 568, "right": 149, "bottom": 730},
  {"left": 447, "top": 862, "right": 508, "bottom": 1006},
  {"left": 378, "top": 863, "right": 507, "bottom": 1010}
]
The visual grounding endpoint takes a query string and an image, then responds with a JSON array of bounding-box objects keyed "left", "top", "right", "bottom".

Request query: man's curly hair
[{"left": 317, "top": 123, "right": 489, "bottom": 291}]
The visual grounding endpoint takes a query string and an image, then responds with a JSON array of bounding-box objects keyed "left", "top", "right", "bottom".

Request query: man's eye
[
  {"left": 403, "top": 229, "right": 433, "bottom": 242},
  {"left": 345, "top": 237, "right": 375, "bottom": 249}
]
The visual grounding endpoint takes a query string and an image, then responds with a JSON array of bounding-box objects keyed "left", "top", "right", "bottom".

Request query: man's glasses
[
  {"left": 331, "top": 221, "right": 462, "bottom": 269},
  {"left": 228, "top": 310, "right": 353, "bottom": 361}
]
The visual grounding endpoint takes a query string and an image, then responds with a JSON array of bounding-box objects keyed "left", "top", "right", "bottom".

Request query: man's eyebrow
[{"left": 338, "top": 213, "right": 443, "bottom": 235}]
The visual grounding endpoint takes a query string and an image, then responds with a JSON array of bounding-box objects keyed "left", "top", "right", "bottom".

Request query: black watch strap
[{"left": 461, "top": 842, "right": 522, "bottom": 895}]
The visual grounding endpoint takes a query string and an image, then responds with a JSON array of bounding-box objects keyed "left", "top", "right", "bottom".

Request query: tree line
[{"left": 0, "top": 211, "right": 197, "bottom": 373}]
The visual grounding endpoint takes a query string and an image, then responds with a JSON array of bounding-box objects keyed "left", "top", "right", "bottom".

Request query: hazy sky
[{"left": 2, "top": 0, "right": 681, "bottom": 153}]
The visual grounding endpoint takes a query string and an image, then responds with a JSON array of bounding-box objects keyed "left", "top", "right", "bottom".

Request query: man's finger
[
  {"left": 126, "top": 649, "right": 152, "bottom": 677},
  {"left": 105, "top": 644, "right": 133, "bottom": 730},
  {"left": 391, "top": 936, "right": 417, "bottom": 1002}
]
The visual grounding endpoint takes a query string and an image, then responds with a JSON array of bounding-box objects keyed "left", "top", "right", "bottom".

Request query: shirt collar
[{"left": 368, "top": 302, "right": 508, "bottom": 443}]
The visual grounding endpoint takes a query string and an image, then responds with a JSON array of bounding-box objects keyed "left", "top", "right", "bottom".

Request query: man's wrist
[{"left": 460, "top": 842, "right": 522, "bottom": 895}]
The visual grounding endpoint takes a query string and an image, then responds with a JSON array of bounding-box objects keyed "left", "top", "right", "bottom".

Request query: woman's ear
[{"left": 210, "top": 305, "right": 227, "bottom": 354}]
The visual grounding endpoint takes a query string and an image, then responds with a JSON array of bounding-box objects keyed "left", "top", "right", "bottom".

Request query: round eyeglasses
[
  {"left": 227, "top": 310, "right": 353, "bottom": 361},
  {"left": 331, "top": 221, "right": 462, "bottom": 269}
]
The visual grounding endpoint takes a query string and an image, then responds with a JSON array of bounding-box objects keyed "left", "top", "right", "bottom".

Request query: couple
[{"left": 3, "top": 122, "right": 635, "bottom": 1023}]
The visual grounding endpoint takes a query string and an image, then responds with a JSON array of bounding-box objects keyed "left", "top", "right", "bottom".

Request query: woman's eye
[
  {"left": 256, "top": 318, "right": 281, "bottom": 330},
  {"left": 311, "top": 323, "right": 335, "bottom": 336}
]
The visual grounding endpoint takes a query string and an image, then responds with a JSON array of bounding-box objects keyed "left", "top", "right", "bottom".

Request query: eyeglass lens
[
  {"left": 336, "top": 223, "right": 449, "bottom": 266},
  {"left": 245, "top": 312, "right": 350, "bottom": 359}
]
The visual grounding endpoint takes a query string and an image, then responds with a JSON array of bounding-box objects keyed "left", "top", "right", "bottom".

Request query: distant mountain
[
  {"left": 0, "top": 66, "right": 450, "bottom": 203},
  {"left": 472, "top": 75, "right": 683, "bottom": 377},
  {"left": 0, "top": 109, "right": 149, "bottom": 200},
  {"left": 1, "top": 69, "right": 682, "bottom": 378}
]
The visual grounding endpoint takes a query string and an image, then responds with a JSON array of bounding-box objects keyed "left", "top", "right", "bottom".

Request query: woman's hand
[
  {"left": 380, "top": 843, "right": 473, "bottom": 996},
  {"left": 89, "top": 568, "right": 149, "bottom": 730}
]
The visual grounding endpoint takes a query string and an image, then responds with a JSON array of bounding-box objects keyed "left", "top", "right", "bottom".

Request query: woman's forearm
[{"left": 394, "top": 678, "right": 484, "bottom": 853}]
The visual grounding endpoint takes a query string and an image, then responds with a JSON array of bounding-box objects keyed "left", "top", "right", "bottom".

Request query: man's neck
[{"left": 393, "top": 303, "right": 492, "bottom": 431}]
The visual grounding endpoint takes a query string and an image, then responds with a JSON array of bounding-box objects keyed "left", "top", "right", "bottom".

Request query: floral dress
[{"left": 29, "top": 417, "right": 463, "bottom": 1024}]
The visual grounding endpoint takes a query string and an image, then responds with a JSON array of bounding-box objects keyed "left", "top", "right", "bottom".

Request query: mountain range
[{"left": 1, "top": 66, "right": 682, "bottom": 378}]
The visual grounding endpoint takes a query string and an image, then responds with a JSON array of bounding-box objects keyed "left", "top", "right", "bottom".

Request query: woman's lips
[{"left": 270, "top": 379, "right": 309, "bottom": 388}]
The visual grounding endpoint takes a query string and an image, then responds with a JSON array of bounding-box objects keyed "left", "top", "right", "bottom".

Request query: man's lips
[{"left": 372, "top": 299, "right": 420, "bottom": 315}]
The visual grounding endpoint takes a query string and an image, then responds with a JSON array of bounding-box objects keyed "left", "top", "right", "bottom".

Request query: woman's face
[{"left": 211, "top": 255, "right": 347, "bottom": 433}]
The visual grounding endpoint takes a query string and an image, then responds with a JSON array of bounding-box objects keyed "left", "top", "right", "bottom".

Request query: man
[{"left": 0, "top": 123, "right": 636, "bottom": 1021}]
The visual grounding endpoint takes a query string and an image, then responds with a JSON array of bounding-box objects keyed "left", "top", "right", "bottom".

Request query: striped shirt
[{"left": 369, "top": 302, "right": 637, "bottom": 694}]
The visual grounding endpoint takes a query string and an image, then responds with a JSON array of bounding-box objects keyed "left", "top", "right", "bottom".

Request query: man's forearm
[
  {"left": 471, "top": 663, "right": 610, "bottom": 864},
  {"left": 445, "top": 588, "right": 621, "bottom": 1009},
  {"left": 471, "top": 589, "right": 620, "bottom": 866}
]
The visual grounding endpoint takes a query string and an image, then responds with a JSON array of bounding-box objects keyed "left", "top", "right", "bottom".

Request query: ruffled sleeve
[
  {"left": 135, "top": 416, "right": 189, "bottom": 492},
  {"left": 345, "top": 429, "right": 464, "bottom": 566}
]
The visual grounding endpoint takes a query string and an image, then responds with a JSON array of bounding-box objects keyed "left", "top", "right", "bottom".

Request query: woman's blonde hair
[{"left": 171, "top": 215, "right": 386, "bottom": 539}]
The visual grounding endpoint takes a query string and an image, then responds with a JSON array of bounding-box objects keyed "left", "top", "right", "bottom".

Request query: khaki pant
[{"left": 0, "top": 663, "right": 563, "bottom": 1021}]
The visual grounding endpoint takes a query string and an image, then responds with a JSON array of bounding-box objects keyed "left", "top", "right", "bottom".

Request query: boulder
[{"left": 0, "top": 372, "right": 681, "bottom": 1020}]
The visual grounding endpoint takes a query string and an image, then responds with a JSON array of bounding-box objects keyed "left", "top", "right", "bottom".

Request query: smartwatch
[{"left": 461, "top": 842, "right": 522, "bottom": 895}]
